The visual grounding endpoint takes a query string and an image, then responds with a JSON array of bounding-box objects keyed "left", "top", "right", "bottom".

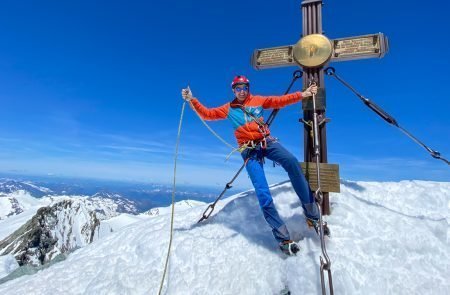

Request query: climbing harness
[
  {"left": 308, "top": 80, "right": 334, "bottom": 295},
  {"left": 197, "top": 70, "right": 303, "bottom": 223},
  {"left": 324, "top": 67, "right": 449, "bottom": 166},
  {"left": 188, "top": 89, "right": 269, "bottom": 161},
  {"left": 157, "top": 100, "right": 187, "bottom": 295}
]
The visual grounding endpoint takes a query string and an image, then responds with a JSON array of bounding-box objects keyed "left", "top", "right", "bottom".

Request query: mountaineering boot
[
  {"left": 306, "top": 217, "right": 331, "bottom": 237},
  {"left": 279, "top": 240, "right": 300, "bottom": 256}
]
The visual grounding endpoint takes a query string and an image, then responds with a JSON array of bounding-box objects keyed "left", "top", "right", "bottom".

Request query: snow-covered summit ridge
[
  {"left": 0, "top": 179, "right": 448, "bottom": 294},
  {"left": 144, "top": 199, "right": 206, "bottom": 216},
  {"left": 0, "top": 178, "right": 139, "bottom": 221}
]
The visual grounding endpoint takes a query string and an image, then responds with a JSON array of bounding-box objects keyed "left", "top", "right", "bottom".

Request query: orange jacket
[{"left": 190, "top": 92, "right": 304, "bottom": 145}]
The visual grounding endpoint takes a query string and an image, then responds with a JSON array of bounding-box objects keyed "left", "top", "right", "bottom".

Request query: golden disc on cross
[{"left": 293, "top": 34, "right": 333, "bottom": 68}]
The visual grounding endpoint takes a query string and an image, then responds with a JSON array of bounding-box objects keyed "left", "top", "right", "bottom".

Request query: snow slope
[
  {"left": 0, "top": 255, "right": 18, "bottom": 280},
  {"left": 96, "top": 200, "right": 204, "bottom": 239},
  {"left": 144, "top": 199, "right": 206, "bottom": 216},
  {"left": 0, "top": 191, "right": 52, "bottom": 240},
  {"left": 96, "top": 214, "right": 149, "bottom": 239},
  {"left": 0, "top": 180, "right": 448, "bottom": 294}
]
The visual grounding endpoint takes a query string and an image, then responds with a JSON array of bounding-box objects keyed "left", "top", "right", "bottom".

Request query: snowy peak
[
  {"left": 0, "top": 189, "right": 138, "bottom": 223},
  {"left": 0, "top": 195, "right": 128, "bottom": 267},
  {"left": 90, "top": 192, "right": 138, "bottom": 215},
  {"left": 0, "top": 199, "right": 99, "bottom": 266},
  {"left": 144, "top": 199, "right": 206, "bottom": 216}
]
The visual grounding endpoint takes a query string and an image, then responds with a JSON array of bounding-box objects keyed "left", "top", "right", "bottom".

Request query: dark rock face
[
  {"left": 0, "top": 193, "right": 25, "bottom": 220},
  {"left": 5, "top": 195, "right": 24, "bottom": 217}
]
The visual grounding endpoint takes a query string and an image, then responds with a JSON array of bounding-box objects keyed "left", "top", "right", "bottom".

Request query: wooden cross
[{"left": 251, "top": 0, "right": 389, "bottom": 215}]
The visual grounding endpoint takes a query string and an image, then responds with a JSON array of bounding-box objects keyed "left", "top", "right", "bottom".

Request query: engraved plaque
[
  {"left": 331, "top": 33, "right": 389, "bottom": 62},
  {"left": 251, "top": 46, "right": 295, "bottom": 70},
  {"left": 300, "top": 162, "right": 340, "bottom": 193},
  {"left": 252, "top": 33, "right": 388, "bottom": 70}
]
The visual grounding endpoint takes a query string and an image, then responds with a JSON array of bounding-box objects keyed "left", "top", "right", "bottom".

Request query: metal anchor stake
[{"left": 309, "top": 79, "right": 334, "bottom": 295}]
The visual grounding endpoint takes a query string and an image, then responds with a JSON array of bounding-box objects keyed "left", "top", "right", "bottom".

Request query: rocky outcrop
[
  {"left": 0, "top": 194, "right": 24, "bottom": 219},
  {"left": 0, "top": 199, "right": 100, "bottom": 267}
]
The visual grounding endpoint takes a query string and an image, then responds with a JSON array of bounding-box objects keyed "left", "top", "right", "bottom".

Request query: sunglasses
[{"left": 235, "top": 85, "right": 249, "bottom": 92}]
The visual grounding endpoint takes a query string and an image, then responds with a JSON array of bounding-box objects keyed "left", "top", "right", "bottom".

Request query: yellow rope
[
  {"left": 188, "top": 100, "right": 235, "bottom": 150},
  {"left": 225, "top": 141, "right": 256, "bottom": 161},
  {"left": 158, "top": 100, "right": 186, "bottom": 295}
]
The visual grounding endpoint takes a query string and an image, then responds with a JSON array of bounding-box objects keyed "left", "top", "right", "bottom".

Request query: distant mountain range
[
  {"left": 0, "top": 180, "right": 53, "bottom": 198},
  {"left": 0, "top": 176, "right": 223, "bottom": 212}
]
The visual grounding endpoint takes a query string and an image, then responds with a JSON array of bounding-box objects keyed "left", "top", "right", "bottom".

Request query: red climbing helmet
[{"left": 231, "top": 75, "right": 250, "bottom": 88}]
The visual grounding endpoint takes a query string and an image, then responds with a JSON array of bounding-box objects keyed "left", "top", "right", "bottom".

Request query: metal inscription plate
[
  {"left": 300, "top": 162, "right": 340, "bottom": 193},
  {"left": 251, "top": 45, "right": 295, "bottom": 70},
  {"left": 252, "top": 33, "right": 388, "bottom": 70},
  {"left": 331, "top": 33, "right": 389, "bottom": 62}
]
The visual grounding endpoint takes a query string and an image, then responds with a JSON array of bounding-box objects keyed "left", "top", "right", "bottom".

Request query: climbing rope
[
  {"left": 324, "top": 67, "right": 449, "bottom": 166},
  {"left": 187, "top": 99, "right": 235, "bottom": 150},
  {"left": 157, "top": 100, "right": 187, "bottom": 295}
]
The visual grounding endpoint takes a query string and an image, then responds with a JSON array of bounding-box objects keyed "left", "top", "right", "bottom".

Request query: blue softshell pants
[{"left": 241, "top": 138, "right": 320, "bottom": 243}]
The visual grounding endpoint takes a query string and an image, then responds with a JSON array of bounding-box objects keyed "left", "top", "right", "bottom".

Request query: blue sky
[{"left": 0, "top": 0, "right": 449, "bottom": 189}]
